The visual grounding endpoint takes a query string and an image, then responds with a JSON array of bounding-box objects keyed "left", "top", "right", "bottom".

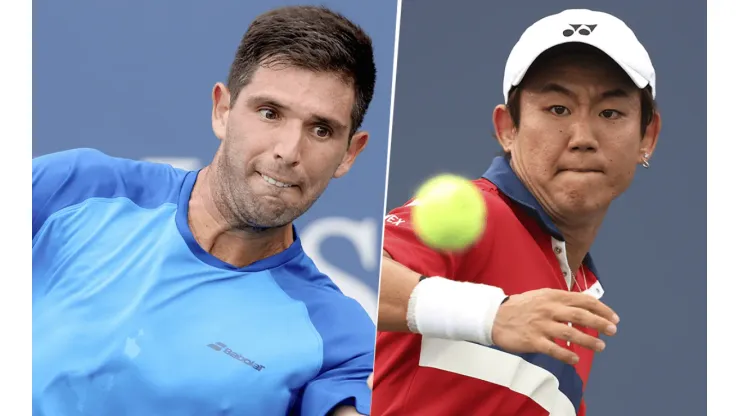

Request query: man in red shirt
[{"left": 372, "top": 9, "right": 662, "bottom": 416}]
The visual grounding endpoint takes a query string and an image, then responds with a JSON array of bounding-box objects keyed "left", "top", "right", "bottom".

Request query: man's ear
[
  {"left": 212, "top": 82, "right": 231, "bottom": 142},
  {"left": 637, "top": 110, "right": 661, "bottom": 166},
  {"left": 493, "top": 104, "right": 516, "bottom": 154},
  {"left": 333, "top": 131, "right": 369, "bottom": 178}
]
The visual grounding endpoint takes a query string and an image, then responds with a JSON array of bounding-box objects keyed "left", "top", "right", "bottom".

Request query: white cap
[{"left": 503, "top": 9, "right": 656, "bottom": 103}]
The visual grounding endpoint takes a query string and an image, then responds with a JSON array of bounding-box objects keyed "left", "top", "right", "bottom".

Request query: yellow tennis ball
[{"left": 410, "top": 174, "right": 487, "bottom": 252}]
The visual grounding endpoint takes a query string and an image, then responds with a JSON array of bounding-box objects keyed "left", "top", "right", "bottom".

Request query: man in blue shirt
[{"left": 32, "top": 6, "right": 378, "bottom": 416}]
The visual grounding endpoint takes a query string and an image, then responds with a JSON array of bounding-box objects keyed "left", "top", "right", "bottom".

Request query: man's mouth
[
  {"left": 562, "top": 168, "right": 601, "bottom": 173},
  {"left": 260, "top": 173, "right": 295, "bottom": 188}
]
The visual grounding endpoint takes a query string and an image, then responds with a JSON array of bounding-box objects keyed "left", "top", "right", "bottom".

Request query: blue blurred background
[
  {"left": 387, "top": 0, "right": 706, "bottom": 415},
  {"left": 33, "top": 0, "right": 398, "bottom": 322}
]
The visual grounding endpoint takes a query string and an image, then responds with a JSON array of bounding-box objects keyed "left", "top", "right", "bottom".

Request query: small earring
[{"left": 641, "top": 153, "right": 650, "bottom": 169}]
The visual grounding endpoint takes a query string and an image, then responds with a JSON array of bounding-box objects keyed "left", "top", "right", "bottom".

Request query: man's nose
[
  {"left": 567, "top": 120, "right": 599, "bottom": 153},
  {"left": 272, "top": 123, "right": 303, "bottom": 166}
]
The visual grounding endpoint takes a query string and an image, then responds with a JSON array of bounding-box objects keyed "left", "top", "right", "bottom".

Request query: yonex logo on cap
[{"left": 562, "top": 24, "right": 598, "bottom": 37}]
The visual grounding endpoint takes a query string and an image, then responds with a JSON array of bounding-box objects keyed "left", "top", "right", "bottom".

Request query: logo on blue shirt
[{"left": 207, "top": 342, "right": 265, "bottom": 371}]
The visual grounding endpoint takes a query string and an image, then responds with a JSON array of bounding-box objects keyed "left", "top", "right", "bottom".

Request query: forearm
[
  {"left": 376, "top": 251, "right": 422, "bottom": 333},
  {"left": 376, "top": 250, "right": 507, "bottom": 345}
]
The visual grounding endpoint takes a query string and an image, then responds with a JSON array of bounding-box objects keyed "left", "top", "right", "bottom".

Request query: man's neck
[
  {"left": 509, "top": 161, "right": 604, "bottom": 274},
  {"left": 188, "top": 167, "right": 294, "bottom": 268},
  {"left": 555, "top": 217, "right": 603, "bottom": 276}
]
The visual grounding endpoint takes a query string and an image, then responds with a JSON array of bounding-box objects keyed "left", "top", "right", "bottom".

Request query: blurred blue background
[
  {"left": 33, "top": 0, "right": 398, "bottom": 322},
  {"left": 387, "top": 0, "right": 706, "bottom": 415}
]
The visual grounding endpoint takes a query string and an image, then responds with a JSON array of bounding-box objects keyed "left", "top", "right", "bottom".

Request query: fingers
[
  {"left": 545, "top": 322, "right": 605, "bottom": 352},
  {"left": 560, "top": 291, "right": 619, "bottom": 324},
  {"left": 536, "top": 339, "right": 580, "bottom": 365},
  {"left": 554, "top": 306, "right": 617, "bottom": 336}
]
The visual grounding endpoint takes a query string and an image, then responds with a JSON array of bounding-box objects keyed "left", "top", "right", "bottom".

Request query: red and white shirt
[{"left": 372, "top": 157, "right": 605, "bottom": 416}]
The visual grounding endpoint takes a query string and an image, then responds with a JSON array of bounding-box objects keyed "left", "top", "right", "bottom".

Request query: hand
[
  {"left": 491, "top": 288, "right": 619, "bottom": 364},
  {"left": 331, "top": 406, "right": 364, "bottom": 416},
  {"left": 367, "top": 372, "right": 373, "bottom": 389}
]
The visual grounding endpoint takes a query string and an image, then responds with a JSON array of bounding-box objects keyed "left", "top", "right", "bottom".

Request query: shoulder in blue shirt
[{"left": 32, "top": 148, "right": 184, "bottom": 238}]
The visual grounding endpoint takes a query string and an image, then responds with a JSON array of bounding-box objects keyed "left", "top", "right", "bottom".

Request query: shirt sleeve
[
  {"left": 32, "top": 148, "right": 116, "bottom": 238},
  {"left": 382, "top": 199, "right": 466, "bottom": 279},
  {"left": 383, "top": 183, "right": 503, "bottom": 285},
  {"left": 33, "top": 150, "right": 76, "bottom": 238},
  {"left": 32, "top": 148, "right": 181, "bottom": 240},
  {"left": 296, "top": 299, "right": 375, "bottom": 416}
]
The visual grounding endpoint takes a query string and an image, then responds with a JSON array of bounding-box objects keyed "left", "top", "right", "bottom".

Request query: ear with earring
[{"left": 641, "top": 152, "right": 651, "bottom": 169}]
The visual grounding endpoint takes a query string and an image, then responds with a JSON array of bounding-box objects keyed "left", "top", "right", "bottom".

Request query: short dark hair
[
  {"left": 227, "top": 6, "right": 377, "bottom": 135},
  {"left": 501, "top": 44, "right": 657, "bottom": 159}
]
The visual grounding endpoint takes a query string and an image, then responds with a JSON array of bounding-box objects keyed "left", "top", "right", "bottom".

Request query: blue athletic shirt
[{"left": 32, "top": 148, "right": 375, "bottom": 416}]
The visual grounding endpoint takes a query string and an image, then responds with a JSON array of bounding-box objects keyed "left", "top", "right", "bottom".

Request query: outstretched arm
[{"left": 376, "top": 251, "right": 423, "bottom": 332}]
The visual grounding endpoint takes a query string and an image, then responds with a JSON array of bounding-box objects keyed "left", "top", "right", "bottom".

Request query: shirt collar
[{"left": 481, "top": 156, "right": 600, "bottom": 279}]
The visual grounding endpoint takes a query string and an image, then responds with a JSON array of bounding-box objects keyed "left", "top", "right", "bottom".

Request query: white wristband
[{"left": 406, "top": 276, "right": 508, "bottom": 346}]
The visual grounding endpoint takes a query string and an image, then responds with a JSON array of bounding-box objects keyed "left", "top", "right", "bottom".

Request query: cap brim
[{"left": 508, "top": 39, "right": 650, "bottom": 99}]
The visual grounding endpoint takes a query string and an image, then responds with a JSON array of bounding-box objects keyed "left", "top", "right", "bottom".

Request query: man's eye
[
  {"left": 600, "top": 109, "right": 622, "bottom": 120},
  {"left": 314, "top": 126, "right": 331, "bottom": 138},
  {"left": 259, "top": 108, "right": 278, "bottom": 120},
  {"left": 548, "top": 106, "right": 571, "bottom": 116}
]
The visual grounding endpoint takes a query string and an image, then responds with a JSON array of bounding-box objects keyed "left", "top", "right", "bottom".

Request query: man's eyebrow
[
  {"left": 245, "top": 95, "right": 288, "bottom": 111},
  {"left": 538, "top": 83, "right": 576, "bottom": 98},
  {"left": 600, "top": 88, "right": 630, "bottom": 99},
  {"left": 538, "top": 83, "right": 631, "bottom": 99},
  {"left": 310, "top": 114, "right": 347, "bottom": 132}
]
